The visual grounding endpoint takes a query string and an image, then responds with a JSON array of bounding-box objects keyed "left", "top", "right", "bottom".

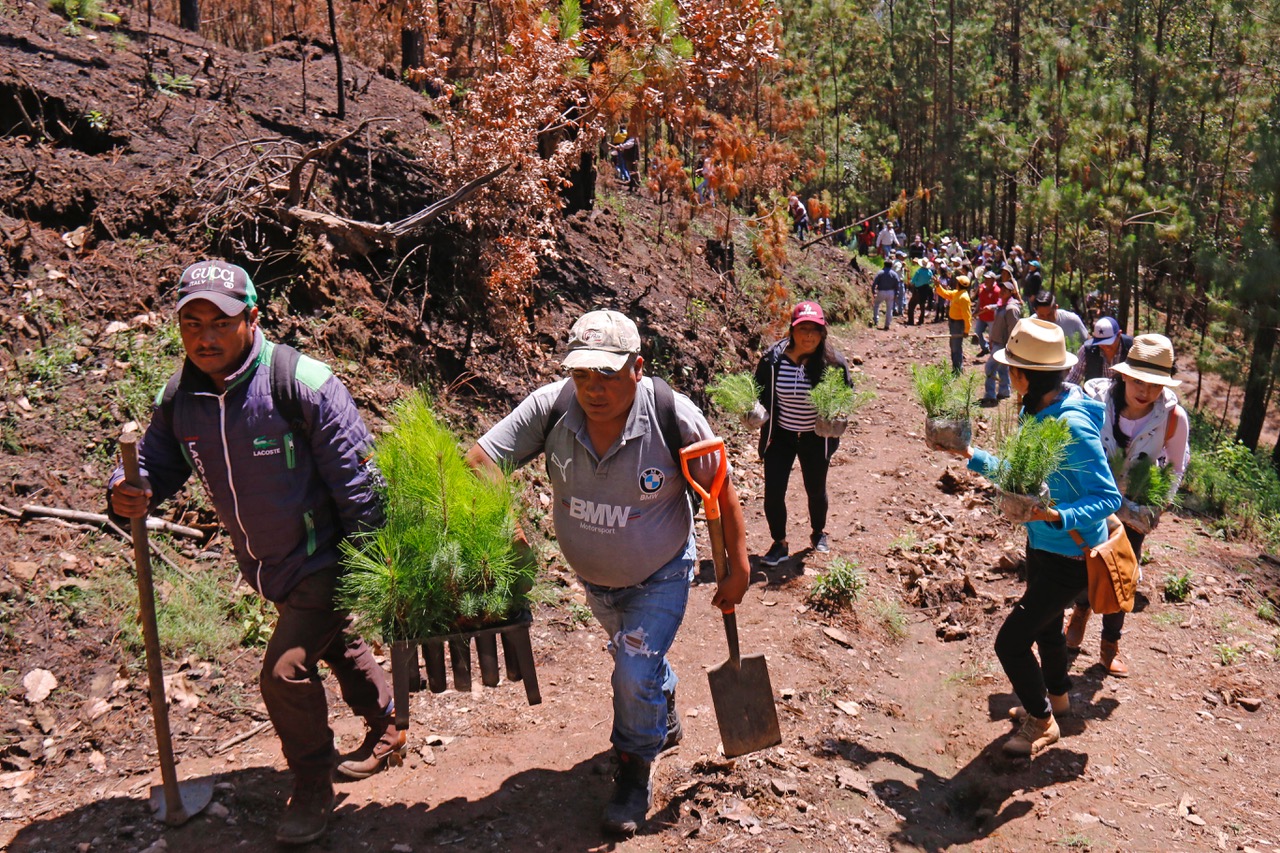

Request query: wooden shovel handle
[
  {"left": 120, "top": 435, "right": 183, "bottom": 821},
  {"left": 679, "top": 439, "right": 736, "bottom": 615}
]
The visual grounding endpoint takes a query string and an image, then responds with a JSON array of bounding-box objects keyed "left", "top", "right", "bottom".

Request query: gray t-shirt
[
  {"left": 477, "top": 377, "right": 720, "bottom": 587},
  {"left": 1050, "top": 309, "right": 1088, "bottom": 348}
]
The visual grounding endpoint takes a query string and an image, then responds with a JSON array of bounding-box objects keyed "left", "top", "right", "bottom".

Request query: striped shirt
[{"left": 775, "top": 359, "right": 818, "bottom": 432}]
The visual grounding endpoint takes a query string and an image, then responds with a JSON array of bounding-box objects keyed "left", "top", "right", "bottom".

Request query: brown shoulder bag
[{"left": 1070, "top": 514, "right": 1139, "bottom": 615}]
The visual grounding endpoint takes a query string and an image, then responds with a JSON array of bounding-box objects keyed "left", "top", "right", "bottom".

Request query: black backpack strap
[
  {"left": 650, "top": 376, "right": 685, "bottom": 464},
  {"left": 517, "top": 380, "right": 577, "bottom": 468},
  {"left": 270, "top": 343, "right": 307, "bottom": 437},
  {"left": 157, "top": 369, "right": 183, "bottom": 433}
]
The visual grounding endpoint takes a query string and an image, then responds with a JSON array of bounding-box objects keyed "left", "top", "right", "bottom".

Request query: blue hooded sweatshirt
[{"left": 968, "top": 385, "right": 1121, "bottom": 555}]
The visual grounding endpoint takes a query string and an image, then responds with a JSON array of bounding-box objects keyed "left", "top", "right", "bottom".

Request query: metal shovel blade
[
  {"left": 148, "top": 775, "right": 215, "bottom": 826},
  {"left": 707, "top": 646, "right": 782, "bottom": 759}
]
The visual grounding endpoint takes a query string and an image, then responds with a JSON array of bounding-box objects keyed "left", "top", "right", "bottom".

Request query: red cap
[{"left": 791, "top": 301, "right": 826, "bottom": 327}]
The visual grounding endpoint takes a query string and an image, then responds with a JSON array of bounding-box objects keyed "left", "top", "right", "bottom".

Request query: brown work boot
[
  {"left": 1002, "top": 712, "right": 1060, "bottom": 757},
  {"left": 1008, "top": 692, "right": 1070, "bottom": 721},
  {"left": 1100, "top": 639, "right": 1130, "bottom": 677},
  {"left": 335, "top": 718, "right": 407, "bottom": 780},
  {"left": 276, "top": 774, "right": 335, "bottom": 845},
  {"left": 1064, "top": 604, "right": 1091, "bottom": 650}
]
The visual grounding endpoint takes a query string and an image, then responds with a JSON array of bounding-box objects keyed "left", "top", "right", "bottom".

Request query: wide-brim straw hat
[
  {"left": 1112, "top": 333, "right": 1182, "bottom": 387},
  {"left": 994, "top": 318, "right": 1079, "bottom": 370}
]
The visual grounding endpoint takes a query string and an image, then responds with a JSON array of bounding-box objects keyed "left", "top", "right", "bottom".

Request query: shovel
[
  {"left": 120, "top": 434, "right": 214, "bottom": 826},
  {"left": 679, "top": 438, "right": 782, "bottom": 759}
]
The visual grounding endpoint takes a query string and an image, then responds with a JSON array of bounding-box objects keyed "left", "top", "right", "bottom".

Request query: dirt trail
[{"left": 7, "top": 310, "right": 1280, "bottom": 853}]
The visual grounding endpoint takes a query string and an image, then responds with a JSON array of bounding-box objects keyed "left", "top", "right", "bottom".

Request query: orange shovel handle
[{"left": 679, "top": 438, "right": 728, "bottom": 521}]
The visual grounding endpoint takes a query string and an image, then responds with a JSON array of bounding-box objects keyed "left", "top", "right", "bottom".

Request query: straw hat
[
  {"left": 1112, "top": 334, "right": 1182, "bottom": 387},
  {"left": 994, "top": 318, "right": 1079, "bottom": 371}
]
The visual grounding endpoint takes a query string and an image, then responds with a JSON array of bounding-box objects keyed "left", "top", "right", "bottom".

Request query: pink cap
[{"left": 791, "top": 301, "right": 826, "bottom": 327}]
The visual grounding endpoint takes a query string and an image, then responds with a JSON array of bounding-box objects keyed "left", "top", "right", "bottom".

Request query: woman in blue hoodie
[{"left": 944, "top": 318, "right": 1121, "bottom": 757}]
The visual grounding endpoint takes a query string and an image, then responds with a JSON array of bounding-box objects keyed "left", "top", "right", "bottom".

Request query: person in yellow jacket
[{"left": 935, "top": 274, "right": 972, "bottom": 373}]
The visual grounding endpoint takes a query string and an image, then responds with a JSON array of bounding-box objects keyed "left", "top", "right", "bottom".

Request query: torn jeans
[{"left": 582, "top": 535, "right": 695, "bottom": 761}]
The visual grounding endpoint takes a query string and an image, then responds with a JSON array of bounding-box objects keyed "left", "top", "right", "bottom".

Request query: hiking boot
[
  {"left": 979, "top": 397, "right": 998, "bottom": 408},
  {"left": 1065, "top": 604, "right": 1091, "bottom": 650},
  {"left": 811, "top": 532, "right": 830, "bottom": 553},
  {"left": 1002, "top": 712, "right": 1060, "bottom": 757},
  {"left": 760, "top": 541, "right": 789, "bottom": 566},
  {"left": 1100, "top": 639, "right": 1130, "bottom": 677},
  {"left": 1009, "top": 692, "right": 1070, "bottom": 721},
  {"left": 602, "top": 752, "right": 653, "bottom": 836},
  {"left": 275, "top": 774, "right": 335, "bottom": 845},
  {"left": 335, "top": 716, "right": 407, "bottom": 780},
  {"left": 662, "top": 691, "right": 683, "bottom": 751}
]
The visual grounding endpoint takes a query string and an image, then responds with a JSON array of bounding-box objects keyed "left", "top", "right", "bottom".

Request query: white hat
[
  {"left": 1112, "top": 334, "right": 1182, "bottom": 387},
  {"left": 994, "top": 318, "right": 1079, "bottom": 371},
  {"left": 562, "top": 310, "right": 640, "bottom": 372}
]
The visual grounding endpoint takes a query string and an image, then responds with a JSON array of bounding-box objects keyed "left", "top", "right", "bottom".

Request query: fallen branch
[
  {"left": 20, "top": 505, "right": 206, "bottom": 541},
  {"left": 215, "top": 720, "right": 274, "bottom": 753},
  {"left": 284, "top": 163, "right": 511, "bottom": 255}
]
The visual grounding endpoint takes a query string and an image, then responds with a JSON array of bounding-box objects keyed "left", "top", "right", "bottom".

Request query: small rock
[
  {"left": 9, "top": 561, "right": 40, "bottom": 581},
  {"left": 833, "top": 699, "right": 860, "bottom": 717},
  {"left": 1236, "top": 696, "right": 1263, "bottom": 712},
  {"left": 419, "top": 745, "right": 436, "bottom": 765},
  {"left": 771, "top": 778, "right": 798, "bottom": 796},
  {"left": 835, "top": 767, "right": 871, "bottom": 795},
  {"left": 1184, "top": 814, "right": 1206, "bottom": 826},
  {"left": 823, "top": 627, "right": 852, "bottom": 648}
]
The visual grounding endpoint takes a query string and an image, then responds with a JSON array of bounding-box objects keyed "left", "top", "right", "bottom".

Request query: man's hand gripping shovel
[
  {"left": 120, "top": 434, "right": 214, "bottom": 825},
  {"left": 680, "top": 438, "right": 782, "bottom": 758}
]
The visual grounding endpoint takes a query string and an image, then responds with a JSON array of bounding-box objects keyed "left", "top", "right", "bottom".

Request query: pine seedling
[
  {"left": 809, "top": 372, "right": 875, "bottom": 420},
  {"left": 911, "top": 362, "right": 977, "bottom": 420},
  {"left": 340, "top": 392, "right": 532, "bottom": 641},
  {"left": 807, "top": 557, "right": 866, "bottom": 612},
  {"left": 708, "top": 372, "right": 762, "bottom": 417},
  {"left": 992, "top": 415, "right": 1073, "bottom": 497},
  {"left": 1123, "top": 456, "right": 1177, "bottom": 509}
]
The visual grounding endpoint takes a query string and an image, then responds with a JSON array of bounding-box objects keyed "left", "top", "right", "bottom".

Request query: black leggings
[
  {"left": 763, "top": 428, "right": 832, "bottom": 543},
  {"left": 907, "top": 289, "right": 931, "bottom": 324},
  {"left": 995, "top": 548, "right": 1088, "bottom": 718}
]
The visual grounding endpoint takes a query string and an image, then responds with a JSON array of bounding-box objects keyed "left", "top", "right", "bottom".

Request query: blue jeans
[
  {"left": 947, "top": 319, "right": 966, "bottom": 372},
  {"left": 581, "top": 536, "right": 695, "bottom": 761},
  {"left": 973, "top": 317, "right": 990, "bottom": 352},
  {"left": 984, "top": 351, "right": 1010, "bottom": 398}
]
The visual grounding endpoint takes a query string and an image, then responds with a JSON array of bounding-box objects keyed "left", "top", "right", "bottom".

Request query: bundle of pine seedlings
[
  {"left": 809, "top": 372, "right": 875, "bottom": 421},
  {"left": 1109, "top": 451, "right": 1177, "bottom": 509},
  {"left": 993, "top": 415, "right": 1074, "bottom": 499},
  {"left": 708, "top": 372, "right": 762, "bottom": 417},
  {"left": 340, "top": 392, "right": 533, "bottom": 641},
  {"left": 910, "top": 361, "right": 977, "bottom": 421}
]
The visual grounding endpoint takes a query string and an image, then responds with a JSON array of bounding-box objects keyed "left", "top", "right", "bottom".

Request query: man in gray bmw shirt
[{"left": 466, "top": 309, "right": 750, "bottom": 837}]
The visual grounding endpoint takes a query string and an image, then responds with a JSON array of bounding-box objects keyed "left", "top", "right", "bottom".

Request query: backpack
[
  {"left": 534, "top": 376, "right": 698, "bottom": 503},
  {"left": 158, "top": 343, "right": 310, "bottom": 439}
]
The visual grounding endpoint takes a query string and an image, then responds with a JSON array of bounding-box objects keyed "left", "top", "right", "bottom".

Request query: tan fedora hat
[
  {"left": 993, "top": 317, "right": 1079, "bottom": 371},
  {"left": 1112, "top": 333, "right": 1182, "bottom": 387}
]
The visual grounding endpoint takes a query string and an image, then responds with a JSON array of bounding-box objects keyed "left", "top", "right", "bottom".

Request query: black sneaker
[
  {"left": 810, "top": 532, "right": 830, "bottom": 553},
  {"left": 979, "top": 397, "right": 998, "bottom": 408},
  {"left": 760, "top": 541, "right": 789, "bottom": 566},
  {"left": 662, "top": 691, "right": 683, "bottom": 751},
  {"left": 602, "top": 752, "right": 652, "bottom": 836}
]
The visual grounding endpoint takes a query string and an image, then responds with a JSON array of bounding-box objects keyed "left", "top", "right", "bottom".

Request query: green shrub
[
  {"left": 340, "top": 392, "right": 534, "bottom": 641},
  {"left": 910, "top": 361, "right": 977, "bottom": 420},
  {"left": 809, "top": 372, "right": 875, "bottom": 420},
  {"left": 992, "top": 415, "right": 1073, "bottom": 497},
  {"left": 1182, "top": 418, "right": 1280, "bottom": 547},
  {"left": 49, "top": 0, "right": 119, "bottom": 27},
  {"left": 708, "top": 372, "right": 761, "bottom": 417},
  {"left": 807, "top": 557, "right": 865, "bottom": 612},
  {"left": 1163, "top": 569, "right": 1193, "bottom": 603}
]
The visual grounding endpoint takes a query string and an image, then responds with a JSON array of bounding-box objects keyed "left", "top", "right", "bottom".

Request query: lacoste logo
[
  {"left": 253, "top": 435, "right": 281, "bottom": 458},
  {"left": 550, "top": 453, "right": 572, "bottom": 481}
]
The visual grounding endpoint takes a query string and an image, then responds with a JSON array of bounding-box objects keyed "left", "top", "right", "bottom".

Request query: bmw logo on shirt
[{"left": 639, "top": 467, "right": 664, "bottom": 494}]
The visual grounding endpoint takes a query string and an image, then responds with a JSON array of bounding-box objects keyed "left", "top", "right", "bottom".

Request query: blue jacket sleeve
[
  {"left": 1047, "top": 408, "right": 1122, "bottom": 532},
  {"left": 107, "top": 401, "right": 193, "bottom": 516},
  {"left": 307, "top": 375, "right": 384, "bottom": 536}
]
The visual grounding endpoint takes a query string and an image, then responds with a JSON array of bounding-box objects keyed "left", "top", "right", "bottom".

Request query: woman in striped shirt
[{"left": 753, "top": 301, "right": 853, "bottom": 566}]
